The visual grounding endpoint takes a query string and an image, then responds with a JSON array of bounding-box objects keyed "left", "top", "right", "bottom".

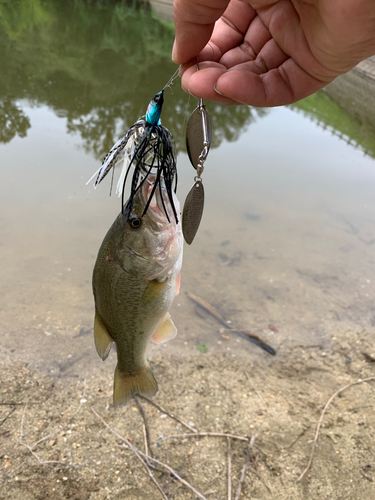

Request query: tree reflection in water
[
  {"left": 0, "top": 98, "right": 30, "bottom": 143},
  {"left": 0, "top": 0, "right": 262, "bottom": 158}
]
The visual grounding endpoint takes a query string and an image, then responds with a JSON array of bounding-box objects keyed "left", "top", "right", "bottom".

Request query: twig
[
  {"left": 0, "top": 406, "right": 16, "bottom": 426},
  {"left": 231, "top": 330, "right": 276, "bottom": 355},
  {"left": 362, "top": 352, "right": 375, "bottom": 363},
  {"left": 0, "top": 402, "right": 24, "bottom": 406},
  {"left": 297, "top": 376, "right": 375, "bottom": 482},
  {"left": 143, "top": 425, "right": 149, "bottom": 457},
  {"left": 134, "top": 396, "right": 153, "bottom": 457},
  {"left": 126, "top": 444, "right": 170, "bottom": 500},
  {"left": 166, "top": 440, "right": 197, "bottom": 494},
  {"left": 91, "top": 408, "right": 168, "bottom": 500},
  {"left": 118, "top": 444, "right": 208, "bottom": 500},
  {"left": 114, "top": 444, "right": 169, "bottom": 476},
  {"left": 244, "top": 371, "right": 268, "bottom": 409},
  {"left": 186, "top": 291, "right": 228, "bottom": 327},
  {"left": 163, "top": 434, "right": 173, "bottom": 496},
  {"left": 186, "top": 292, "right": 275, "bottom": 355},
  {"left": 234, "top": 435, "right": 257, "bottom": 500},
  {"left": 31, "top": 429, "right": 60, "bottom": 449},
  {"left": 169, "top": 432, "right": 248, "bottom": 442},
  {"left": 285, "top": 428, "right": 308, "bottom": 450},
  {"left": 360, "top": 469, "right": 373, "bottom": 482},
  {"left": 19, "top": 406, "right": 69, "bottom": 470},
  {"left": 251, "top": 456, "right": 272, "bottom": 494},
  {"left": 92, "top": 408, "right": 207, "bottom": 500},
  {"left": 227, "top": 437, "right": 232, "bottom": 500},
  {"left": 138, "top": 395, "right": 197, "bottom": 433}
]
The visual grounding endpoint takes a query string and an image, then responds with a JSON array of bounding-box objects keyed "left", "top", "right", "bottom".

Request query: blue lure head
[{"left": 145, "top": 90, "right": 164, "bottom": 126}]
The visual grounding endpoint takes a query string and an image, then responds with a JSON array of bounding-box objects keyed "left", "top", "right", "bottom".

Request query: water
[{"left": 1, "top": 0, "right": 375, "bottom": 381}]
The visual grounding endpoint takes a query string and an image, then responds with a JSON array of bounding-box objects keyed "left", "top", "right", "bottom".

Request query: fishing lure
[
  {"left": 181, "top": 60, "right": 212, "bottom": 245},
  {"left": 182, "top": 97, "right": 212, "bottom": 244},
  {"left": 87, "top": 69, "right": 180, "bottom": 222}
]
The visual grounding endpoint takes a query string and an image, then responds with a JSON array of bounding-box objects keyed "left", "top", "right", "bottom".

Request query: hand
[{"left": 173, "top": 0, "right": 375, "bottom": 106}]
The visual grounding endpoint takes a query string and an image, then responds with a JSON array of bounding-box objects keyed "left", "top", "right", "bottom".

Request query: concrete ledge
[{"left": 354, "top": 56, "right": 375, "bottom": 81}]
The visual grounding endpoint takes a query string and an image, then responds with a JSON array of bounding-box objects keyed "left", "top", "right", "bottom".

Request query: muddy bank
[{"left": 1, "top": 328, "right": 374, "bottom": 500}]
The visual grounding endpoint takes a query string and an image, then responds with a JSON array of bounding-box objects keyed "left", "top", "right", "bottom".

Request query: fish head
[
  {"left": 145, "top": 91, "right": 164, "bottom": 126},
  {"left": 118, "top": 175, "right": 182, "bottom": 280}
]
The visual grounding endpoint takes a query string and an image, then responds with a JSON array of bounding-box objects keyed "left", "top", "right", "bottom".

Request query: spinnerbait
[
  {"left": 182, "top": 94, "right": 212, "bottom": 244},
  {"left": 87, "top": 68, "right": 180, "bottom": 222}
]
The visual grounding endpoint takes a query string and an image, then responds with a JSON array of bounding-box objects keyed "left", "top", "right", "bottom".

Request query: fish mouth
[{"left": 141, "top": 175, "right": 176, "bottom": 224}]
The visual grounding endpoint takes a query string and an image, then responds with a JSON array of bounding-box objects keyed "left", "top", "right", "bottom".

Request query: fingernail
[
  {"left": 214, "top": 83, "right": 228, "bottom": 98},
  {"left": 172, "top": 39, "right": 177, "bottom": 63},
  {"left": 179, "top": 64, "right": 189, "bottom": 77}
]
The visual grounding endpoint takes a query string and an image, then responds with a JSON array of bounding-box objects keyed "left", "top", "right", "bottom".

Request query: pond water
[{"left": 1, "top": 0, "right": 375, "bottom": 381}]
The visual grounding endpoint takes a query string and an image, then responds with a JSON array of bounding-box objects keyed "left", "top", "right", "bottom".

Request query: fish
[{"left": 92, "top": 173, "right": 183, "bottom": 406}]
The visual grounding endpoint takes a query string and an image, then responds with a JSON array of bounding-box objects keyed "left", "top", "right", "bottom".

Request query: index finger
[{"left": 172, "top": 0, "right": 230, "bottom": 65}]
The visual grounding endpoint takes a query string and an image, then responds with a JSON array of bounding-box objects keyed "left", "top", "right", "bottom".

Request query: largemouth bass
[{"left": 92, "top": 175, "right": 183, "bottom": 406}]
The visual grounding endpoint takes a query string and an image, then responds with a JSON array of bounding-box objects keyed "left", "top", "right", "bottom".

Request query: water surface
[{"left": 1, "top": 0, "right": 375, "bottom": 380}]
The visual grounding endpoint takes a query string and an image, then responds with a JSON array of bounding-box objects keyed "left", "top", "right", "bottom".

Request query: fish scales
[
  {"left": 94, "top": 244, "right": 176, "bottom": 368},
  {"left": 92, "top": 175, "right": 183, "bottom": 406}
]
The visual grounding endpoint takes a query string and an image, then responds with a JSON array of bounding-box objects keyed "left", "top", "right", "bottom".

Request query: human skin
[{"left": 172, "top": 0, "right": 375, "bottom": 106}]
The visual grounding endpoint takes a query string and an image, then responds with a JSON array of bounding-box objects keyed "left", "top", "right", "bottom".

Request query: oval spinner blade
[
  {"left": 182, "top": 181, "right": 205, "bottom": 244},
  {"left": 186, "top": 107, "right": 212, "bottom": 170}
]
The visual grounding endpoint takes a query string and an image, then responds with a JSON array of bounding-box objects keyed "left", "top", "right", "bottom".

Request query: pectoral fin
[
  {"left": 151, "top": 313, "right": 177, "bottom": 344},
  {"left": 94, "top": 310, "right": 113, "bottom": 361},
  {"left": 175, "top": 272, "right": 181, "bottom": 296}
]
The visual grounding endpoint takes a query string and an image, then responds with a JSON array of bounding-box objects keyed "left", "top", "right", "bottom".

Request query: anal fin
[
  {"left": 94, "top": 310, "right": 113, "bottom": 361},
  {"left": 151, "top": 312, "right": 177, "bottom": 344},
  {"left": 113, "top": 363, "right": 158, "bottom": 406}
]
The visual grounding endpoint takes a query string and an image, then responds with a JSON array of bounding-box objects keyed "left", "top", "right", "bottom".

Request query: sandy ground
[
  {"left": 1, "top": 75, "right": 375, "bottom": 499},
  {"left": 1, "top": 326, "right": 374, "bottom": 500},
  {"left": 1, "top": 182, "right": 375, "bottom": 499}
]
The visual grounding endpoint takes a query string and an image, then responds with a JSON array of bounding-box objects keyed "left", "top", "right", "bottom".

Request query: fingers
[
  {"left": 172, "top": 0, "right": 231, "bottom": 65},
  {"left": 184, "top": 58, "right": 327, "bottom": 107},
  {"left": 209, "top": 0, "right": 256, "bottom": 56},
  {"left": 218, "top": 14, "right": 272, "bottom": 67},
  {"left": 220, "top": 37, "right": 289, "bottom": 76},
  {"left": 175, "top": 0, "right": 333, "bottom": 106},
  {"left": 180, "top": 34, "right": 290, "bottom": 106},
  {"left": 181, "top": 62, "right": 239, "bottom": 105}
]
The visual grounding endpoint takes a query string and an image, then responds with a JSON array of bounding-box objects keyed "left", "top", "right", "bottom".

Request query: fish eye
[
  {"left": 154, "top": 94, "right": 160, "bottom": 103},
  {"left": 128, "top": 215, "right": 142, "bottom": 229}
]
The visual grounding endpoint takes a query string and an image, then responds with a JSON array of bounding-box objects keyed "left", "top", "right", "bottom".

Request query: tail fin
[{"left": 113, "top": 363, "right": 158, "bottom": 406}]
